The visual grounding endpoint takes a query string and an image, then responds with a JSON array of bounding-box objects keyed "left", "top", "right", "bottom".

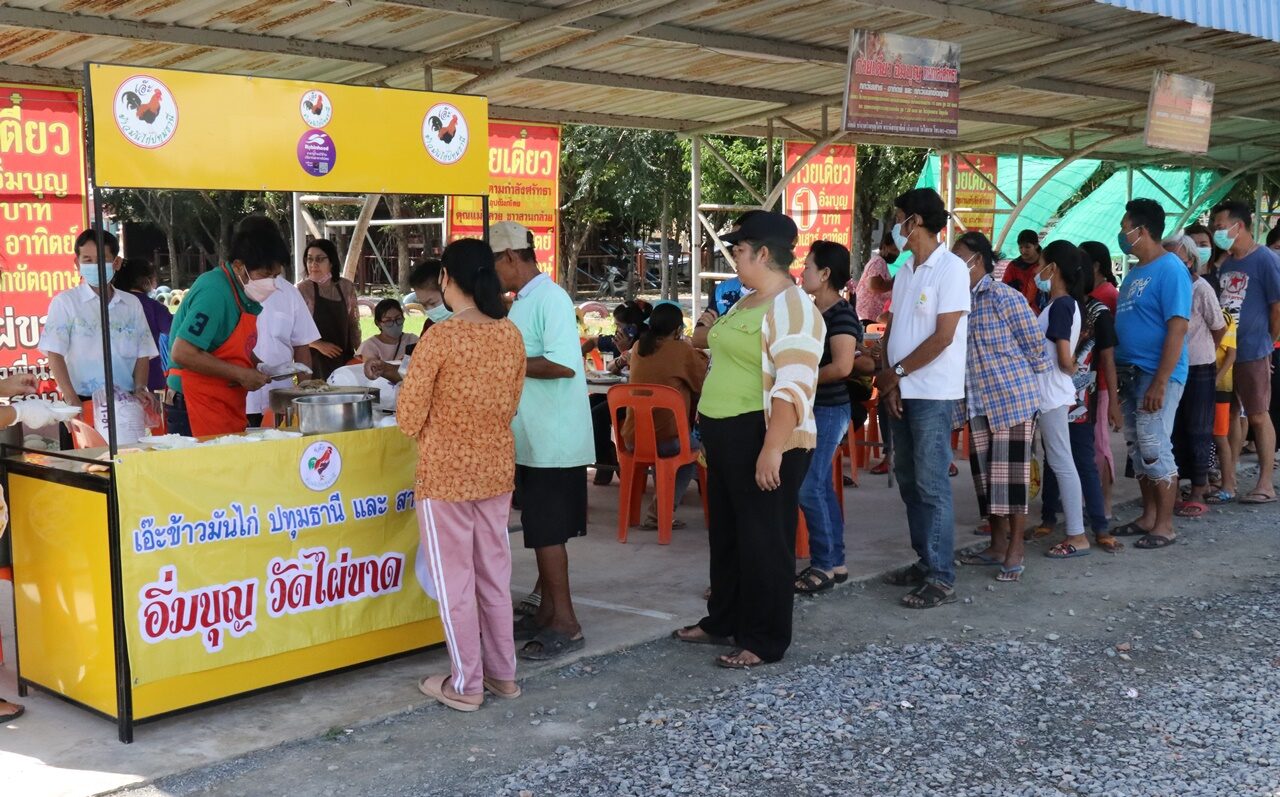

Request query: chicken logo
[
  {"left": 299, "top": 441, "right": 343, "bottom": 492},
  {"left": 299, "top": 89, "right": 333, "bottom": 128},
  {"left": 422, "top": 102, "right": 469, "bottom": 165},
  {"left": 113, "top": 75, "right": 178, "bottom": 149}
]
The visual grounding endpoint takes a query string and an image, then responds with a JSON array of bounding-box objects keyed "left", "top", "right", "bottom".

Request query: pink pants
[{"left": 417, "top": 493, "right": 517, "bottom": 696}]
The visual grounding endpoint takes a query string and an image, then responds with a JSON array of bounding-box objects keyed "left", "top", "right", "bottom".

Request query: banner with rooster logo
[
  {"left": 86, "top": 64, "right": 488, "bottom": 196},
  {"left": 115, "top": 428, "right": 441, "bottom": 685},
  {"left": 0, "top": 83, "right": 87, "bottom": 399}
]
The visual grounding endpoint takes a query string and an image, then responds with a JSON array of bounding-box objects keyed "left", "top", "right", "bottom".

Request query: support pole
[
  {"left": 1017, "top": 141, "right": 1024, "bottom": 202},
  {"left": 1257, "top": 171, "right": 1266, "bottom": 239},
  {"left": 93, "top": 194, "right": 117, "bottom": 456},
  {"left": 691, "top": 136, "right": 703, "bottom": 314},
  {"left": 945, "top": 152, "right": 957, "bottom": 246},
  {"left": 765, "top": 119, "right": 774, "bottom": 196},
  {"left": 291, "top": 192, "right": 306, "bottom": 281}
]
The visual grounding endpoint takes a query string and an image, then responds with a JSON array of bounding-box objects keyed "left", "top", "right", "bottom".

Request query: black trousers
[{"left": 697, "top": 411, "right": 811, "bottom": 663}]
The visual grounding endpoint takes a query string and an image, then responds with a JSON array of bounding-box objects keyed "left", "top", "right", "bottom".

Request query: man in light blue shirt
[{"left": 492, "top": 221, "right": 593, "bottom": 662}]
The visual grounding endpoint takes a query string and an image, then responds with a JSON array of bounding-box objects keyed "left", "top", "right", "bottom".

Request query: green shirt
[
  {"left": 698, "top": 301, "right": 767, "bottom": 419},
  {"left": 166, "top": 264, "right": 262, "bottom": 392}
]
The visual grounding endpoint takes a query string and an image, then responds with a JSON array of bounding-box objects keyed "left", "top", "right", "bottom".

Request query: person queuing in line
[
  {"left": 671, "top": 210, "right": 823, "bottom": 669},
  {"left": 1212, "top": 200, "right": 1280, "bottom": 505},
  {"left": 794, "top": 240, "right": 864, "bottom": 595},
  {"left": 1002, "top": 228, "right": 1044, "bottom": 311},
  {"left": 952, "top": 231, "right": 1047, "bottom": 582},
  {"left": 1185, "top": 222, "right": 1225, "bottom": 296},
  {"left": 1269, "top": 225, "right": 1280, "bottom": 462},
  {"left": 166, "top": 216, "right": 280, "bottom": 437},
  {"left": 1211, "top": 309, "right": 1239, "bottom": 504},
  {"left": 1111, "top": 199, "right": 1191, "bottom": 549},
  {"left": 876, "top": 188, "right": 970, "bottom": 609},
  {"left": 1036, "top": 242, "right": 1116, "bottom": 560},
  {"left": 245, "top": 256, "right": 318, "bottom": 428},
  {"left": 853, "top": 229, "right": 898, "bottom": 326},
  {"left": 409, "top": 258, "right": 449, "bottom": 328},
  {"left": 492, "top": 221, "right": 594, "bottom": 662},
  {"left": 1268, "top": 226, "right": 1280, "bottom": 253},
  {"left": 111, "top": 257, "right": 172, "bottom": 395},
  {"left": 40, "top": 229, "right": 159, "bottom": 447},
  {"left": 399, "top": 238, "right": 526, "bottom": 713},
  {"left": 621, "top": 302, "right": 708, "bottom": 531},
  {"left": 1079, "top": 241, "right": 1122, "bottom": 520},
  {"left": 298, "top": 238, "right": 361, "bottom": 381},
  {"left": 1164, "top": 234, "right": 1225, "bottom": 518}
]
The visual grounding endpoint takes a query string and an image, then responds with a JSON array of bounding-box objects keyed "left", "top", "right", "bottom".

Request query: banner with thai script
[
  {"left": 87, "top": 63, "right": 488, "bottom": 196},
  {"left": 843, "top": 30, "right": 960, "bottom": 139},
  {"left": 116, "top": 428, "right": 437, "bottom": 684},
  {"left": 783, "top": 141, "right": 857, "bottom": 274},
  {"left": 1145, "top": 70, "right": 1213, "bottom": 154},
  {"left": 938, "top": 154, "right": 998, "bottom": 238},
  {"left": 0, "top": 83, "right": 86, "bottom": 397},
  {"left": 447, "top": 121, "right": 559, "bottom": 279}
]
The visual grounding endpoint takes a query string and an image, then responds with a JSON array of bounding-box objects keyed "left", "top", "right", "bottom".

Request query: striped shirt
[
  {"left": 954, "top": 275, "right": 1049, "bottom": 430},
  {"left": 761, "top": 285, "right": 826, "bottom": 451}
]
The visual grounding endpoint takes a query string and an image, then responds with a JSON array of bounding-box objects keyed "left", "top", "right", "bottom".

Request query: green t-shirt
[
  {"left": 699, "top": 301, "right": 767, "bottom": 419},
  {"left": 166, "top": 264, "right": 262, "bottom": 392}
]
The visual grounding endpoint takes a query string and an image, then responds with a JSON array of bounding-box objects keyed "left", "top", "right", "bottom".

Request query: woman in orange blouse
[{"left": 398, "top": 238, "right": 526, "bottom": 712}]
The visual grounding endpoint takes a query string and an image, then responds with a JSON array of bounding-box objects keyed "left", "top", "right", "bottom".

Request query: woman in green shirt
[{"left": 673, "top": 212, "right": 825, "bottom": 669}]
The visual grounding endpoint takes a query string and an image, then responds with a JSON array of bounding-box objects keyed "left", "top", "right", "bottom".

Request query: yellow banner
[
  {"left": 86, "top": 63, "right": 489, "bottom": 195},
  {"left": 116, "top": 428, "right": 437, "bottom": 684}
]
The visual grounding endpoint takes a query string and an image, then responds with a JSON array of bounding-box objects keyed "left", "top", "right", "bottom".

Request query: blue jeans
[
  {"left": 888, "top": 398, "right": 957, "bottom": 587},
  {"left": 1119, "top": 366, "right": 1185, "bottom": 483},
  {"left": 799, "top": 403, "right": 851, "bottom": 571},
  {"left": 1042, "top": 421, "right": 1109, "bottom": 534},
  {"left": 641, "top": 437, "right": 700, "bottom": 520}
]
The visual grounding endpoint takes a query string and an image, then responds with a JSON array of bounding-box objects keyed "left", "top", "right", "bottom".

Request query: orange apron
[{"left": 170, "top": 265, "right": 259, "bottom": 437}]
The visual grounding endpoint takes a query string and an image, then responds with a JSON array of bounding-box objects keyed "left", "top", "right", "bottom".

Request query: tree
[{"left": 852, "top": 145, "right": 928, "bottom": 270}]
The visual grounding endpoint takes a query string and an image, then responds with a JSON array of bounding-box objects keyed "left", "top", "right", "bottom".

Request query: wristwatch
[{"left": 893, "top": 362, "right": 908, "bottom": 378}]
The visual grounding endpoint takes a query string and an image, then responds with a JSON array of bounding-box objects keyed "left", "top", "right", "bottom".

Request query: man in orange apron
[{"left": 167, "top": 217, "right": 287, "bottom": 437}]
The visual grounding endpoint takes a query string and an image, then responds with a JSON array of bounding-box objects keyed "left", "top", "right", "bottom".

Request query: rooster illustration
[
  {"left": 310, "top": 446, "right": 334, "bottom": 478},
  {"left": 428, "top": 114, "right": 458, "bottom": 144},
  {"left": 122, "top": 89, "right": 163, "bottom": 124},
  {"left": 305, "top": 94, "right": 325, "bottom": 117}
]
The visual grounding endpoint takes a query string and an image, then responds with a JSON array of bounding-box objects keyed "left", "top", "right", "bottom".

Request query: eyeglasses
[{"left": 305, "top": 255, "right": 329, "bottom": 264}]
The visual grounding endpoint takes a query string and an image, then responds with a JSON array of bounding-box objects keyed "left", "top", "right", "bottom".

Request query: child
[{"left": 1209, "top": 310, "right": 1237, "bottom": 504}]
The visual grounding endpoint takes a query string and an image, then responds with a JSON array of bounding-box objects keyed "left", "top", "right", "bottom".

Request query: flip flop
[
  {"left": 1111, "top": 521, "right": 1151, "bottom": 537},
  {"left": 1240, "top": 492, "right": 1277, "bottom": 504},
  {"left": 1205, "top": 489, "right": 1235, "bottom": 505},
  {"left": 519, "top": 628, "right": 586, "bottom": 661},
  {"left": 1045, "top": 542, "right": 1091, "bottom": 559},
  {"left": 794, "top": 566, "right": 835, "bottom": 594},
  {"left": 0, "top": 700, "right": 24, "bottom": 722},
  {"left": 1134, "top": 533, "right": 1176, "bottom": 549},
  {"left": 1174, "top": 500, "right": 1209, "bottom": 518},
  {"left": 671, "top": 625, "right": 733, "bottom": 646},
  {"left": 513, "top": 613, "right": 542, "bottom": 641},
  {"left": 418, "top": 675, "right": 481, "bottom": 713},
  {"left": 959, "top": 551, "right": 1004, "bottom": 566},
  {"left": 482, "top": 678, "right": 522, "bottom": 700},
  {"left": 995, "top": 564, "right": 1024, "bottom": 582},
  {"left": 1095, "top": 534, "right": 1125, "bottom": 553}
]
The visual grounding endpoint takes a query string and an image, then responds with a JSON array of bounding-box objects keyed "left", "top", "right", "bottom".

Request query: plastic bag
[{"left": 91, "top": 387, "right": 155, "bottom": 445}]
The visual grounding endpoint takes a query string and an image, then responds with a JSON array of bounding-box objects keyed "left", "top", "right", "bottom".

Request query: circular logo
[
  {"left": 422, "top": 103, "right": 469, "bottom": 165},
  {"left": 299, "top": 440, "right": 342, "bottom": 492},
  {"left": 300, "top": 89, "right": 333, "bottom": 128},
  {"left": 113, "top": 75, "right": 178, "bottom": 149},
  {"left": 790, "top": 187, "right": 819, "bottom": 232},
  {"left": 297, "top": 129, "right": 337, "bottom": 177}
]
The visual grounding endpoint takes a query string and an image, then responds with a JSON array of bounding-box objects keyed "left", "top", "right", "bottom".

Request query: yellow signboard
[
  {"left": 115, "top": 428, "right": 438, "bottom": 685},
  {"left": 86, "top": 63, "right": 489, "bottom": 194}
]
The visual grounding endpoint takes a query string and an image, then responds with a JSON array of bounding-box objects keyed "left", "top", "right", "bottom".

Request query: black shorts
[{"left": 515, "top": 465, "right": 587, "bottom": 549}]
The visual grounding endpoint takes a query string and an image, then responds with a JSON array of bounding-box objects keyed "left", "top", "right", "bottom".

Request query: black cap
[{"left": 720, "top": 211, "right": 798, "bottom": 246}]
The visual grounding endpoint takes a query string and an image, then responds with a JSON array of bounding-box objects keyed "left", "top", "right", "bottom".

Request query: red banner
[
  {"left": 784, "top": 141, "right": 857, "bottom": 275},
  {"left": 939, "top": 154, "right": 998, "bottom": 239},
  {"left": 843, "top": 30, "right": 960, "bottom": 139},
  {"left": 0, "top": 84, "right": 87, "bottom": 398},
  {"left": 447, "top": 121, "right": 559, "bottom": 280}
]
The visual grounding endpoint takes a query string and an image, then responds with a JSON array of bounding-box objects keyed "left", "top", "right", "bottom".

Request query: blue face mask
[
  {"left": 425, "top": 305, "right": 452, "bottom": 324},
  {"left": 1117, "top": 227, "right": 1138, "bottom": 256},
  {"left": 79, "top": 262, "right": 114, "bottom": 287},
  {"left": 1213, "top": 224, "right": 1238, "bottom": 251},
  {"left": 1034, "top": 268, "right": 1053, "bottom": 294},
  {"left": 1196, "top": 246, "right": 1213, "bottom": 267}
]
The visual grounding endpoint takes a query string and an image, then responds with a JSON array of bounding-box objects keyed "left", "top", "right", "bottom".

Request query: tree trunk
[
  {"left": 390, "top": 196, "right": 411, "bottom": 291},
  {"left": 564, "top": 222, "right": 594, "bottom": 301},
  {"left": 659, "top": 189, "right": 671, "bottom": 300}
]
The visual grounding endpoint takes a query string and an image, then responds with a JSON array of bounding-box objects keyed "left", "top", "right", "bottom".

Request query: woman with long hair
[
  {"left": 298, "top": 238, "right": 361, "bottom": 380},
  {"left": 398, "top": 238, "right": 526, "bottom": 712},
  {"left": 1078, "top": 241, "right": 1122, "bottom": 520},
  {"left": 112, "top": 257, "right": 172, "bottom": 393}
]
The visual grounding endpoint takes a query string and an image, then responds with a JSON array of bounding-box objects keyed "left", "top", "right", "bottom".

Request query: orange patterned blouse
[{"left": 397, "top": 317, "right": 526, "bottom": 502}]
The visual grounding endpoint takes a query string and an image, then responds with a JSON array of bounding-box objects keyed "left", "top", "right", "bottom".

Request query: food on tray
[
  {"left": 138, "top": 434, "right": 199, "bottom": 449},
  {"left": 247, "top": 428, "right": 303, "bottom": 441}
]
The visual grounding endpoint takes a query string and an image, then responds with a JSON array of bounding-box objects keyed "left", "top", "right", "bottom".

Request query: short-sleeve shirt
[
  {"left": 1001, "top": 258, "right": 1041, "bottom": 311},
  {"left": 816, "top": 300, "right": 862, "bottom": 407},
  {"left": 1216, "top": 314, "right": 1237, "bottom": 393},
  {"left": 508, "top": 274, "right": 594, "bottom": 468},
  {"left": 1115, "top": 252, "right": 1192, "bottom": 383},
  {"left": 699, "top": 302, "right": 768, "bottom": 419},
  {"left": 854, "top": 255, "right": 892, "bottom": 322},
  {"left": 167, "top": 265, "right": 263, "bottom": 393},
  {"left": 1067, "top": 298, "right": 1117, "bottom": 425},
  {"left": 1038, "top": 296, "right": 1081, "bottom": 411},
  {"left": 357, "top": 332, "right": 419, "bottom": 363},
  {"left": 39, "top": 283, "right": 160, "bottom": 396},
  {"left": 1218, "top": 246, "right": 1280, "bottom": 363},
  {"left": 246, "top": 278, "right": 322, "bottom": 414},
  {"left": 1186, "top": 276, "right": 1225, "bottom": 367},
  {"left": 130, "top": 290, "right": 173, "bottom": 392},
  {"left": 707, "top": 277, "right": 749, "bottom": 317},
  {"left": 886, "top": 245, "right": 971, "bottom": 400}
]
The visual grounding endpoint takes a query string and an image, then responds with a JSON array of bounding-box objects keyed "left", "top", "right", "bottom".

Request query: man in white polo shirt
[{"left": 874, "top": 189, "right": 970, "bottom": 609}]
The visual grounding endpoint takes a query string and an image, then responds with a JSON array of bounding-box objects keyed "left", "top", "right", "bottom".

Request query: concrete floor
[{"left": 0, "top": 435, "right": 1138, "bottom": 797}]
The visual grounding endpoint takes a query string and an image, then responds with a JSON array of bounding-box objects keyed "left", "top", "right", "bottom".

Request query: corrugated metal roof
[{"left": 0, "top": 0, "right": 1277, "bottom": 166}]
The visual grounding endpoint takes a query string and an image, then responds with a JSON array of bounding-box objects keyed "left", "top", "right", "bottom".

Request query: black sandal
[
  {"left": 671, "top": 625, "right": 733, "bottom": 646},
  {"left": 882, "top": 563, "right": 928, "bottom": 587},
  {"left": 794, "top": 566, "right": 834, "bottom": 594},
  {"left": 0, "top": 700, "right": 24, "bottom": 722},
  {"left": 513, "top": 614, "right": 542, "bottom": 641},
  {"left": 518, "top": 628, "right": 585, "bottom": 661},
  {"left": 1134, "top": 533, "right": 1176, "bottom": 550},
  {"left": 1112, "top": 521, "right": 1151, "bottom": 537},
  {"left": 901, "top": 582, "right": 957, "bottom": 609}
]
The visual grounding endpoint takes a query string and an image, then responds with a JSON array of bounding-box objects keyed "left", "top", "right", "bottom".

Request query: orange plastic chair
[
  {"left": 66, "top": 419, "right": 107, "bottom": 449},
  {"left": 606, "top": 384, "right": 701, "bottom": 544},
  {"left": 0, "top": 565, "right": 9, "bottom": 663},
  {"left": 582, "top": 339, "right": 604, "bottom": 371},
  {"left": 796, "top": 513, "right": 810, "bottom": 559}
]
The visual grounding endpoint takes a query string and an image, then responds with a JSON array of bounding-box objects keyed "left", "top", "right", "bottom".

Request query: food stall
[{"left": 1, "top": 63, "right": 490, "bottom": 742}]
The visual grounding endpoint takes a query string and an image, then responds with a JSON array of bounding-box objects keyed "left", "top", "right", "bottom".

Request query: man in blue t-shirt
[
  {"left": 1113, "top": 198, "right": 1191, "bottom": 549},
  {"left": 1212, "top": 200, "right": 1280, "bottom": 503}
]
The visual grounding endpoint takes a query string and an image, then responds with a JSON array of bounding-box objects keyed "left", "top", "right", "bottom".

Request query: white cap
[{"left": 489, "top": 221, "right": 534, "bottom": 255}]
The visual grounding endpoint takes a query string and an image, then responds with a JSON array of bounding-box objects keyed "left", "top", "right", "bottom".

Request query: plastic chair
[
  {"left": 606, "top": 384, "right": 702, "bottom": 544},
  {"left": 66, "top": 419, "right": 107, "bottom": 449}
]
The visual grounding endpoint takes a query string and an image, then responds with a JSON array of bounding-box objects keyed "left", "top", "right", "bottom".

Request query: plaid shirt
[{"left": 955, "top": 275, "right": 1050, "bottom": 430}]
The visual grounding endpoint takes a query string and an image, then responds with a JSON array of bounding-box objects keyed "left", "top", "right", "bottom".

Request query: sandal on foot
[
  {"left": 870, "top": 460, "right": 890, "bottom": 475},
  {"left": 0, "top": 700, "right": 24, "bottom": 722},
  {"left": 901, "top": 582, "right": 957, "bottom": 609},
  {"left": 482, "top": 678, "right": 522, "bottom": 700},
  {"left": 519, "top": 628, "right": 586, "bottom": 661},
  {"left": 1028, "top": 523, "right": 1056, "bottom": 540},
  {"left": 514, "top": 592, "right": 541, "bottom": 617},
  {"left": 833, "top": 571, "right": 849, "bottom": 584},
  {"left": 1205, "top": 489, "right": 1235, "bottom": 505},
  {"left": 1174, "top": 500, "right": 1209, "bottom": 518},
  {"left": 1095, "top": 534, "right": 1125, "bottom": 553},
  {"left": 1111, "top": 521, "right": 1151, "bottom": 537},
  {"left": 715, "top": 649, "right": 767, "bottom": 670},
  {"left": 671, "top": 625, "right": 733, "bottom": 646},
  {"left": 883, "top": 563, "right": 928, "bottom": 587},
  {"left": 794, "top": 566, "right": 835, "bottom": 594},
  {"left": 974, "top": 521, "right": 992, "bottom": 536},
  {"left": 513, "top": 614, "right": 542, "bottom": 641},
  {"left": 1134, "top": 533, "right": 1176, "bottom": 549},
  {"left": 995, "top": 564, "right": 1024, "bottom": 583},
  {"left": 959, "top": 551, "right": 1004, "bottom": 567},
  {"left": 639, "top": 518, "right": 687, "bottom": 531},
  {"left": 1240, "top": 491, "right": 1277, "bottom": 504},
  {"left": 1045, "top": 542, "right": 1091, "bottom": 559},
  {"left": 418, "top": 675, "right": 481, "bottom": 713},
  {"left": 949, "top": 462, "right": 959, "bottom": 477}
]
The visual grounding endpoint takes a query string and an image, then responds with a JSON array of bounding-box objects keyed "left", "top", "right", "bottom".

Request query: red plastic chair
[{"left": 607, "top": 384, "right": 702, "bottom": 544}]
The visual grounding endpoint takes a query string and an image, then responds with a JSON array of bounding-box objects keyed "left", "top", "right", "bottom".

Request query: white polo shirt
[{"left": 886, "top": 244, "right": 970, "bottom": 400}]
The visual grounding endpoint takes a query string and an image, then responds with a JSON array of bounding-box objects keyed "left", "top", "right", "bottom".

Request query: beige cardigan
[{"left": 760, "top": 285, "right": 826, "bottom": 451}]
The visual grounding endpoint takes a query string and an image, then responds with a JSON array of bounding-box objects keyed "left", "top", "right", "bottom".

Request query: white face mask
[{"left": 235, "top": 265, "right": 277, "bottom": 303}]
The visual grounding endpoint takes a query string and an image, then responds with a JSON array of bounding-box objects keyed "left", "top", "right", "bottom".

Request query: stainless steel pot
[
  {"left": 271, "top": 386, "right": 380, "bottom": 426},
  {"left": 293, "top": 394, "right": 375, "bottom": 434}
]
